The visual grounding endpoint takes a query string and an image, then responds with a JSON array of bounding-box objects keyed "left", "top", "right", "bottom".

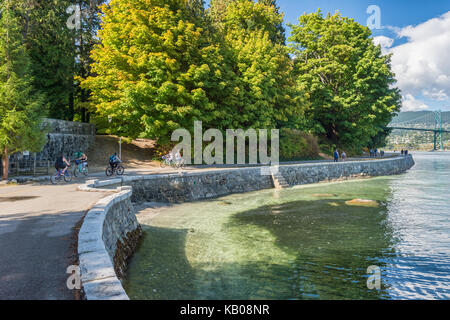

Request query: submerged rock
[{"left": 345, "top": 199, "right": 378, "bottom": 207}]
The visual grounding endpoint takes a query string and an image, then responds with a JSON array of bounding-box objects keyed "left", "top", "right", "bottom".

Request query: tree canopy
[
  {"left": 82, "top": 0, "right": 302, "bottom": 144},
  {"left": 0, "top": 0, "right": 47, "bottom": 179},
  {"left": 289, "top": 11, "right": 401, "bottom": 150}
]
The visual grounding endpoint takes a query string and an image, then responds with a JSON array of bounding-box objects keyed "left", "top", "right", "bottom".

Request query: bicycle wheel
[
  {"left": 73, "top": 166, "right": 79, "bottom": 177},
  {"left": 50, "top": 173, "right": 60, "bottom": 185},
  {"left": 64, "top": 171, "right": 72, "bottom": 182},
  {"left": 106, "top": 166, "right": 113, "bottom": 176},
  {"left": 116, "top": 165, "right": 124, "bottom": 175},
  {"left": 82, "top": 166, "right": 89, "bottom": 176}
]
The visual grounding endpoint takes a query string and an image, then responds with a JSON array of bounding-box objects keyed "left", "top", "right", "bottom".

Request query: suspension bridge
[{"left": 387, "top": 110, "right": 450, "bottom": 151}]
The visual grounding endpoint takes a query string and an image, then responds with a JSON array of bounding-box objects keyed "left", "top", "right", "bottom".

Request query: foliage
[
  {"left": 289, "top": 11, "right": 401, "bottom": 151},
  {"left": 218, "top": 0, "right": 304, "bottom": 129},
  {"left": 0, "top": 1, "right": 47, "bottom": 179},
  {"left": 22, "top": 0, "right": 75, "bottom": 120},
  {"left": 82, "top": 0, "right": 243, "bottom": 144},
  {"left": 279, "top": 128, "right": 319, "bottom": 161}
]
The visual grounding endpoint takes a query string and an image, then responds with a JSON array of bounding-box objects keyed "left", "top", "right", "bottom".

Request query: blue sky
[{"left": 205, "top": 0, "right": 450, "bottom": 111}]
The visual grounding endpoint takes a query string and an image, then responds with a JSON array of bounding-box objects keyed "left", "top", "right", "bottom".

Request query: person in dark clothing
[
  {"left": 55, "top": 154, "right": 70, "bottom": 174},
  {"left": 334, "top": 149, "right": 339, "bottom": 162},
  {"left": 109, "top": 152, "right": 121, "bottom": 169}
]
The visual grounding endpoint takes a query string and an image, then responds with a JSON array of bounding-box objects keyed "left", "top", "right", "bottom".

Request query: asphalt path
[{"left": 0, "top": 181, "right": 110, "bottom": 299}]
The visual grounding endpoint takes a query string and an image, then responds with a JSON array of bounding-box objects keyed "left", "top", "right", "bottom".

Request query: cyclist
[
  {"left": 174, "top": 150, "right": 184, "bottom": 166},
  {"left": 109, "top": 152, "right": 121, "bottom": 170},
  {"left": 75, "top": 152, "right": 88, "bottom": 168},
  {"left": 55, "top": 153, "right": 71, "bottom": 175}
]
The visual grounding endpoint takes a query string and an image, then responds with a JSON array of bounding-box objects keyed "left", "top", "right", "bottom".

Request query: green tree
[
  {"left": 221, "top": 0, "right": 303, "bottom": 129},
  {"left": 16, "top": 0, "right": 76, "bottom": 120},
  {"left": 0, "top": 0, "right": 46, "bottom": 180},
  {"left": 289, "top": 11, "right": 401, "bottom": 151},
  {"left": 82, "top": 0, "right": 241, "bottom": 143},
  {"left": 208, "top": 0, "right": 234, "bottom": 28}
]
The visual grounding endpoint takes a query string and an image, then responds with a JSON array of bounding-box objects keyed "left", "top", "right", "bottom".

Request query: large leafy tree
[
  {"left": 289, "top": 11, "right": 401, "bottom": 150},
  {"left": 0, "top": 0, "right": 46, "bottom": 180},
  {"left": 82, "top": 0, "right": 241, "bottom": 143},
  {"left": 220, "top": 0, "right": 303, "bottom": 129}
]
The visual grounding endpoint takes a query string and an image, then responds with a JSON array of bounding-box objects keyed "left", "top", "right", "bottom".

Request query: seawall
[
  {"left": 122, "top": 155, "right": 415, "bottom": 203},
  {"left": 77, "top": 155, "right": 414, "bottom": 299},
  {"left": 77, "top": 186, "right": 141, "bottom": 300}
]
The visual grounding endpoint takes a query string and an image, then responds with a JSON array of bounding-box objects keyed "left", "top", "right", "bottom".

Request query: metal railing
[{"left": 0, "top": 156, "right": 53, "bottom": 177}]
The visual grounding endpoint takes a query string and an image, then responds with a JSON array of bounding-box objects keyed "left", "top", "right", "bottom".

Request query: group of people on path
[
  {"left": 333, "top": 149, "right": 347, "bottom": 162},
  {"left": 54, "top": 152, "right": 121, "bottom": 175},
  {"left": 369, "top": 148, "right": 384, "bottom": 158},
  {"left": 54, "top": 152, "right": 87, "bottom": 175}
]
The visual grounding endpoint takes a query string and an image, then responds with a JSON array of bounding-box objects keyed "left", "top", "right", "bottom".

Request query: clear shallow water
[{"left": 124, "top": 153, "right": 450, "bottom": 300}]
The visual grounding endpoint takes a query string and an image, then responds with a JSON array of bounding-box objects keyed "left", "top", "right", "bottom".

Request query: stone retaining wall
[
  {"left": 9, "top": 118, "right": 95, "bottom": 161},
  {"left": 78, "top": 186, "right": 141, "bottom": 300},
  {"left": 117, "top": 155, "right": 415, "bottom": 203}
]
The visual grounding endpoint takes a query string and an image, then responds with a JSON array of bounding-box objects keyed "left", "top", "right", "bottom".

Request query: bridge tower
[{"left": 433, "top": 110, "right": 444, "bottom": 151}]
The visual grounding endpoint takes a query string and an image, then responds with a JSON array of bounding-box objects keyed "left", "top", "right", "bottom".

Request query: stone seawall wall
[
  {"left": 120, "top": 155, "right": 414, "bottom": 203},
  {"left": 78, "top": 186, "right": 141, "bottom": 300},
  {"left": 280, "top": 155, "right": 415, "bottom": 186},
  {"left": 125, "top": 169, "right": 274, "bottom": 203}
]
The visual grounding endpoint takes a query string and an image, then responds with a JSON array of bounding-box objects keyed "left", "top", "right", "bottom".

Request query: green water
[{"left": 124, "top": 153, "right": 450, "bottom": 300}]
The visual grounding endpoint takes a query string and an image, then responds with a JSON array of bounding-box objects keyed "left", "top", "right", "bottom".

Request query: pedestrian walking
[
  {"left": 334, "top": 149, "right": 339, "bottom": 162},
  {"left": 341, "top": 151, "right": 347, "bottom": 161}
]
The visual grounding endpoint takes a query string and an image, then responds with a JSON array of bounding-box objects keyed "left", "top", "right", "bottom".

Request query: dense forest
[{"left": 0, "top": 0, "right": 401, "bottom": 167}]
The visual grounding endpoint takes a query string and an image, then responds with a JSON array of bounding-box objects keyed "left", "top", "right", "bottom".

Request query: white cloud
[
  {"left": 401, "top": 94, "right": 430, "bottom": 111},
  {"left": 422, "top": 88, "right": 448, "bottom": 101},
  {"left": 388, "top": 11, "right": 450, "bottom": 106},
  {"left": 372, "top": 36, "right": 394, "bottom": 53}
]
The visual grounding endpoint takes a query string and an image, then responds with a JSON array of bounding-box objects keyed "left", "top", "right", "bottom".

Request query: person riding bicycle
[
  {"left": 55, "top": 153, "right": 71, "bottom": 175},
  {"left": 109, "top": 152, "right": 121, "bottom": 170},
  {"left": 75, "top": 152, "right": 88, "bottom": 168},
  {"left": 174, "top": 150, "right": 184, "bottom": 166}
]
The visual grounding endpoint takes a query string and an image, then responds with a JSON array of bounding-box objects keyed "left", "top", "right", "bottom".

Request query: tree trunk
[
  {"left": 68, "top": 89, "right": 74, "bottom": 121},
  {"left": 2, "top": 147, "right": 9, "bottom": 181}
]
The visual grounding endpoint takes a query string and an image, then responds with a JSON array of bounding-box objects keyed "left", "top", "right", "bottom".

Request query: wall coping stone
[{"left": 78, "top": 186, "right": 133, "bottom": 300}]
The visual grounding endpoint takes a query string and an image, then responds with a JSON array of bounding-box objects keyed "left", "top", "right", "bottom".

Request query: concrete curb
[{"left": 77, "top": 186, "right": 133, "bottom": 300}]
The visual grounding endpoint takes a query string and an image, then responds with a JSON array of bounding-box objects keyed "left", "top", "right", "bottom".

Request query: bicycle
[
  {"left": 106, "top": 162, "right": 124, "bottom": 176},
  {"left": 51, "top": 167, "right": 72, "bottom": 184},
  {"left": 160, "top": 154, "right": 184, "bottom": 169},
  {"left": 73, "top": 160, "right": 89, "bottom": 177}
]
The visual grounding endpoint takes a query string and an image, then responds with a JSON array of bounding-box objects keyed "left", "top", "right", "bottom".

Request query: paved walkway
[
  {"left": 0, "top": 181, "right": 110, "bottom": 299},
  {"left": 0, "top": 154, "right": 399, "bottom": 299}
]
